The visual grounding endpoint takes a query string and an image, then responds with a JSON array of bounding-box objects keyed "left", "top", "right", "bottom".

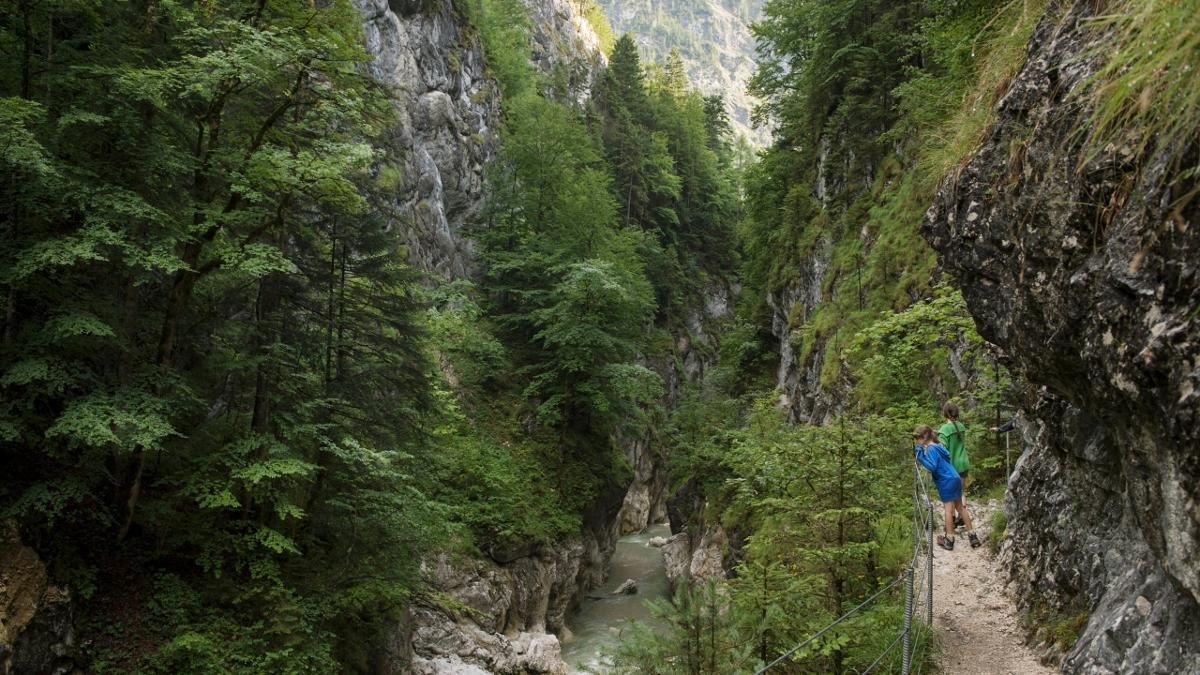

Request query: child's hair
[
  {"left": 912, "top": 425, "right": 935, "bottom": 442},
  {"left": 942, "top": 401, "right": 960, "bottom": 421}
]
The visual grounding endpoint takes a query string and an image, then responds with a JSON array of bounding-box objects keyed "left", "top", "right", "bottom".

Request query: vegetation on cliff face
[{"left": 0, "top": 0, "right": 739, "bottom": 670}]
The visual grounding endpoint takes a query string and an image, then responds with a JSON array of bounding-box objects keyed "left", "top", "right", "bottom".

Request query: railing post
[
  {"left": 912, "top": 460, "right": 921, "bottom": 560},
  {"left": 902, "top": 566, "right": 914, "bottom": 675},
  {"left": 926, "top": 501, "right": 934, "bottom": 626}
]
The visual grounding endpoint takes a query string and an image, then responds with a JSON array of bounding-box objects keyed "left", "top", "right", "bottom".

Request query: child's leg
[
  {"left": 943, "top": 501, "right": 956, "bottom": 538},
  {"left": 955, "top": 496, "right": 975, "bottom": 532},
  {"left": 957, "top": 473, "right": 970, "bottom": 518}
]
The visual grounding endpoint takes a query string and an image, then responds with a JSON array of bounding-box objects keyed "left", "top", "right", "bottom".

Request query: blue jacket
[{"left": 915, "top": 443, "right": 962, "bottom": 503}]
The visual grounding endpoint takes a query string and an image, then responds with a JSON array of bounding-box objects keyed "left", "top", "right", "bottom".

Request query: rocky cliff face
[
  {"left": 356, "top": 0, "right": 606, "bottom": 280},
  {"left": 616, "top": 283, "right": 736, "bottom": 536},
  {"left": 410, "top": 544, "right": 595, "bottom": 674},
  {"left": 924, "top": 3, "right": 1200, "bottom": 672},
  {"left": 523, "top": 0, "right": 608, "bottom": 102},
  {"left": 355, "top": 2, "right": 633, "bottom": 671},
  {"left": 767, "top": 236, "right": 837, "bottom": 425},
  {"left": 0, "top": 523, "right": 75, "bottom": 675},
  {"left": 356, "top": 0, "right": 499, "bottom": 278}
]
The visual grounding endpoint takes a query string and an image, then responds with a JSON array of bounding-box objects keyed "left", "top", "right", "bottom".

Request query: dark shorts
[{"left": 935, "top": 477, "right": 963, "bottom": 503}]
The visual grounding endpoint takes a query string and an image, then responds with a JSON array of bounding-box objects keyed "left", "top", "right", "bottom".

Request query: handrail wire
[
  {"left": 754, "top": 449, "right": 940, "bottom": 675},
  {"left": 752, "top": 575, "right": 906, "bottom": 674}
]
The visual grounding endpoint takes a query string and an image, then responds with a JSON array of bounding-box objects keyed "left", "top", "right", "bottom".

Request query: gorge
[{"left": 0, "top": 0, "right": 1197, "bottom": 674}]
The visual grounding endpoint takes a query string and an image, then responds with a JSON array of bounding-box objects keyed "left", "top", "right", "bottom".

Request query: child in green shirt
[{"left": 939, "top": 402, "right": 971, "bottom": 528}]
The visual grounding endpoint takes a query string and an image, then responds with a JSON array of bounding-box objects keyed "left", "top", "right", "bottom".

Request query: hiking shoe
[
  {"left": 953, "top": 515, "right": 965, "bottom": 529},
  {"left": 969, "top": 532, "right": 982, "bottom": 549},
  {"left": 937, "top": 535, "right": 955, "bottom": 551}
]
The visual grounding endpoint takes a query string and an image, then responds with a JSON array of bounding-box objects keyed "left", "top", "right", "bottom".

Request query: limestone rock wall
[
  {"left": 354, "top": 2, "right": 622, "bottom": 672},
  {"left": 522, "top": 0, "right": 607, "bottom": 103},
  {"left": 616, "top": 282, "right": 736, "bottom": 536},
  {"left": 356, "top": 0, "right": 500, "bottom": 279},
  {"left": 924, "top": 3, "right": 1200, "bottom": 672},
  {"left": 768, "top": 235, "right": 837, "bottom": 425},
  {"left": 0, "top": 522, "right": 75, "bottom": 675}
]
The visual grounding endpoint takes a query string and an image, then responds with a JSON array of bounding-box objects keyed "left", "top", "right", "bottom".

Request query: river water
[{"left": 560, "top": 523, "right": 672, "bottom": 673}]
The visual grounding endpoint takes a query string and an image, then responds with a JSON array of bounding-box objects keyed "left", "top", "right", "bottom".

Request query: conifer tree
[{"left": 663, "top": 48, "right": 690, "bottom": 99}]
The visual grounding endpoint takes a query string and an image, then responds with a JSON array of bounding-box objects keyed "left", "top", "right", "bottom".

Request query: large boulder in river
[
  {"left": 662, "top": 524, "right": 726, "bottom": 590},
  {"left": 612, "top": 579, "right": 637, "bottom": 595}
]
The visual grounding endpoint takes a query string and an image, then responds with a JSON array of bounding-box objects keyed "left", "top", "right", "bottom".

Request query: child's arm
[{"left": 914, "top": 445, "right": 937, "bottom": 471}]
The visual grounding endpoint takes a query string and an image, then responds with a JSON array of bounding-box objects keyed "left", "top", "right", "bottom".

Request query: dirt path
[{"left": 928, "top": 498, "right": 1055, "bottom": 675}]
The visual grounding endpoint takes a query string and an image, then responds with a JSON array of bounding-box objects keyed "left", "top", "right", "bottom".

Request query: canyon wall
[{"left": 924, "top": 3, "right": 1200, "bottom": 672}]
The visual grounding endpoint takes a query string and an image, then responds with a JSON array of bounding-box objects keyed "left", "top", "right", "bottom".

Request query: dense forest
[
  {"left": 0, "top": 0, "right": 736, "bottom": 670},
  {"left": 3, "top": 0, "right": 1198, "bottom": 673}
]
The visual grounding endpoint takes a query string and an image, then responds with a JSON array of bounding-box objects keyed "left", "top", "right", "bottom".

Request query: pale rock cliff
[
  {"left": 616, "top": 283, "right": 736, "bottom": 536},
  {"left": 355, "top": 1, "right": 741, "bottom": 669},
  {"left": 523, "top": 0, "right": 608, "bottom": 102},
  {"left": 355, "top": 1, "right": 618, "bottom": 672},
  {"left": 924, "top": 3, "right": 1200, "bottom": 672},
  {"left": 356, "top": 0, "right": 499, "bottom": 278}
]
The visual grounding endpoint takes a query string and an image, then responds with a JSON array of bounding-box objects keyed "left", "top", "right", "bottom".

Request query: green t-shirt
[{"left": 938, "top": 421, "right": 970, "bottom": 474}]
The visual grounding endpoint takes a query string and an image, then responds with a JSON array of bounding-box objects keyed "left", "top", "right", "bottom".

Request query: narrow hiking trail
[{"left": 931, "top": 499, "right": 1054, "bottom": 675}]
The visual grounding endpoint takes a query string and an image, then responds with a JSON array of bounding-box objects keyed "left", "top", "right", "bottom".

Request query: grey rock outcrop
[
  {"left": 617, "top": 283, "right": 735, "bottom": 535},
  {"left": 0, "top": 523, "right": 75, "bottom": 675},
  {"left": 768, "top": 235, "right": 840, "bottom": 425},
  {"left": 521, "top": 0, "right": 607, "bottom": 103},
  {"left": 924, "top": 2, "right": 1200, "bottom": 672},
  {"left": 410, "top": 537, "right": 612, "bottom": 674},
  {"left": 611, "top": 579, "right": 637, "bottom": 596},
  {"left": 356, "top": 0, "right": 607, "bottom": 282},
  {"left": 356, "top": 0, "right": 499, "bottom": 278},
  {"left": 661, "top": 524, "right": 726, "bottom": 589},
  {"left": 353, "top": 1, "right": 625, "bottom": 671}
]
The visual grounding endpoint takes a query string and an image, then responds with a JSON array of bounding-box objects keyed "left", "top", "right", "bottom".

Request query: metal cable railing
[{"left": 754, "top": 451, "right": 937, "bottom": 675}]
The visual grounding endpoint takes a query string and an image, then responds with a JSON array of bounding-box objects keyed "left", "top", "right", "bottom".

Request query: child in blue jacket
[{"left": 913, "top": 425, "right": 980, "bottom": 550}]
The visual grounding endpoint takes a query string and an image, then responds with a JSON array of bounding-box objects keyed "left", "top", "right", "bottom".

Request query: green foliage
[
  {"left": 594, "top": 33, "right": 738, "bottom": 320},
  {"left": 526, "top": 260, "right": 661, "bottom": 430},
  {"left": 471, "top": 9, "right": 743, "bottom": 517},
  {"left": 1024, "top": 598, "right": 1089, "bottom": 652},
  {"left": 989, "top": 509, "right": 1007, "bottom": 555},
  {"left": 427, "top": 383, "right": 581, "bottom": 548},
  {"left": 468, "top": 0, "right": 536, "bottom": 98},
  {"left": 579, "top": 0, "right": 617, "bottom": 55},
  {"left": 609, "top": 580, "right": 756, "bottom": 673},
  {"left": 848, "top": 286, "right": 982, "bottom": 412},
  {"left": 0, "top": 1, "right": 444, "bottom": 669},
  {"left": 741, "top": 0, "right": 1046, "bottom": 388},
  {"left": 626, "top": 386, "right": 938, "bottom": 672}
]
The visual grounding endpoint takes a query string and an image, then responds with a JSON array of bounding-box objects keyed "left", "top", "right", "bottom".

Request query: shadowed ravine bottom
[{"left": 560, "top": 523, "right": 672, "bottom": 673}]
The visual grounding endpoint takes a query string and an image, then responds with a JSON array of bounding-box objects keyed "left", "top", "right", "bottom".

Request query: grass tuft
[
  {"left": 1082, "top": 0, "right": 1200, "bottom": 189},
  {"left": 988, "top": 508, "right": 1007, "bottom": 555}
]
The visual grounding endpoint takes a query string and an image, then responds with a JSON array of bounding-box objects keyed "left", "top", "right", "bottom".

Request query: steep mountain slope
[
  {"left": 597, "top": 0, "right": 767, "bottom": 144},
  {"left": 358, "top": 1, "right": 735, "bottom": 672}
]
